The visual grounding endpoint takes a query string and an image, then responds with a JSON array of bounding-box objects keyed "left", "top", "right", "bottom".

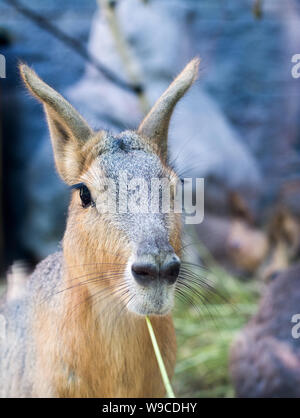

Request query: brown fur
[{"left": 0, "top": 59, "right": 199, "bottom": 397}]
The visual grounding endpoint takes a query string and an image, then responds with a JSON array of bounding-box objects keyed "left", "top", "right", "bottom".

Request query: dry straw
[{"left": 145, "top": 316, "right": 175, "bottom": 398}]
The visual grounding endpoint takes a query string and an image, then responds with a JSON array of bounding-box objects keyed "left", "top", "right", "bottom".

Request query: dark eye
[
  {"left": 79, "top": 184, "right": 92, "bottom": 208},
  {"left": 70, "top": 183, "right": 95, "bottom": 208}
]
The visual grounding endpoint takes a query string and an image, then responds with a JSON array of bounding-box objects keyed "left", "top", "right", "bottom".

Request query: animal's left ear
[
  {"left": 138, "top": 57, "right": 200, "bottom": 159},
  {"left": 19, "top": 64, "right": 93, "bottom": 184}
]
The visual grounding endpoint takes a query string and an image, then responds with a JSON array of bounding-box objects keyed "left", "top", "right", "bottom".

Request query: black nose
[
  {"left": 131, "top": 263, "right": 158, "bottom": 286},
  {"left": 161, "top": 259, "right": 181, "bottom": 284},
  {"left": 131, "top": 257, "right": 181, "bottom": 286}
]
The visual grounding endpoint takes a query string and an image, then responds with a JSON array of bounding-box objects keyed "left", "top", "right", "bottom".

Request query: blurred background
[{"left": 1, "top": 0, "right": 300, "bottom": 397}]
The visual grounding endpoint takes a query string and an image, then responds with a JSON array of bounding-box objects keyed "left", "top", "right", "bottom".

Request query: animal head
[{"left": 20, "top": 58, "right": 199, "bottom": 316}]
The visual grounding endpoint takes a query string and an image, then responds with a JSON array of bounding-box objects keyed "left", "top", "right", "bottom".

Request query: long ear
[
  {"left": 19, "top": 64, "right": 93, "bottom": 184},
  {"left": 138, "top": 57, "right": 200, "bottom": 158}
]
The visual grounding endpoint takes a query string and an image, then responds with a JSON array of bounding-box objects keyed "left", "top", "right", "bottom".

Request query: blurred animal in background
[
  {"left": 259, "top": 208, "right": 300, "bottom": 281},
  {"left": 258, "top": 179, "right": 300, "bottom": 280},
  {"left": 230, "top": 263, "right": 300, "bottom": 397},
  {"left": 194, "top": 187, "right": 300, "bottom": 280},
  {"left": 195, "top": 192, "right": 269, "bottom": 276}
]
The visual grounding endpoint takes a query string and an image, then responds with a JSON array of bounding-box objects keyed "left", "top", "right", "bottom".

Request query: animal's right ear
[
  {"left": 19, "top": 64, "right": 93, "bottom": 184},
  {"left": 138, "top": 58, "right": 200, "bottom": 159}
]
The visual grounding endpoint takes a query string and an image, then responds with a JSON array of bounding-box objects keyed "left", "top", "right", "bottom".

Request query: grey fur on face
[
  {"left": 86, "top": 130, "right": 174, "bottom": 250},
  {"left": 82, "top": 131, "right": 179, "bottom": 316}
]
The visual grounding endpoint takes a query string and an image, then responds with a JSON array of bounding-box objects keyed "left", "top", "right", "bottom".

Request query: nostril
[
  {"left": 131, "top": 263, "right": 158, "bottom": 286},
  {"left": 161, "top": 259, "right": 181, "bottom": 285}
]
